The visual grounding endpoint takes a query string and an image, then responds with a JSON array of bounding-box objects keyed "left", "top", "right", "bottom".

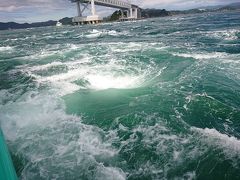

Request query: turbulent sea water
[{"left": 0, "top": 12, "right": 240, "bottom": 179}]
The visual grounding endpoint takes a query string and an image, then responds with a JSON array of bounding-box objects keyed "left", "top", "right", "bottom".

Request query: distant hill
[
  {"left": 229, "top": 2, "right": 240, "bottom": 8},
  {"left": 0, "top": 2, "right": 239, "bottom": 31},
  {"left": 141, "top": 9, "right": 170, "bottom": 18},
  {"left": 107, "top": 2, "right": 240, "bottom": 21},
  {"left": 0, "top": 17, "right": 72, "bottom": 30},
  {"left": 105, "top": 9, "right": 170, "bottom": 21},
  {"left": 0, "top": 21, "right": 56, "bottom": 30},
  {"left": 170, "top": 2, "right": 240, "bottom": 15},
  {"left": 199, "top": 2, "right": 240, "bottom": 10},
  {"left": 218, "top": 2, "right": 240, "bottom": 11},
  {"left": 108, "top": 10, "right": 124, "bottom": 21},
  {"left": 59, "top": 17, "right": 73, "bottom": 25}
]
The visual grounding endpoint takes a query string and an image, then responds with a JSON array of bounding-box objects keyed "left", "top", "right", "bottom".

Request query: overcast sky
[{"left": 0, "top": 0, "right": 239, "bottom": 23}]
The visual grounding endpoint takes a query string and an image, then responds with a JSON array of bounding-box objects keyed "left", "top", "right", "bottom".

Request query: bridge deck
[{"left": 71, "top": 0, "right": 132, "bottom": 9}]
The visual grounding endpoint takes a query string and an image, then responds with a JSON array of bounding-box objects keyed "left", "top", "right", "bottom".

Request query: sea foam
[
  {"left": 192, "top": 127, "right": 240, "bottom": 158},
  {"left": 0, "top": 46, "right": 13, "bottom": 51}
]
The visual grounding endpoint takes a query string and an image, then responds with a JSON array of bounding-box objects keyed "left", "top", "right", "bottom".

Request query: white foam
[
  {"left": 29, "top": 61, "right": 64, "bottom": 71},
  {"left": 44, "top": 58, "right": 90, "bottom": 72},
  {"left": 131, "top": 123, "right": 189, "bottom": 158},
  {"left": 192, "top": 127, "right": 240, "bottom": 157},
  {"left": 22, "top": 50, "right": 60, "bottom": 60},
  {"left": 210, "top": 29, "right": 239, "bottom": 40},
  {"left": 86, "top": 74, "right": 143, "bottom": 90},
  {"left": 50, "top": 81, "right": 81, "bottom": 96},
  {"left": 22, "top": 55, "right": 148, "bottom": 94},
  {"left": 21, "top": 43, "right": 81, "bottom": 61},
  {"left": 85, "top": 29, "right": 129, "bottom": 38},
  {"left": 0, "top": 46, "right": 13, "bottom": 51},
  {"left": 67, "top": 44, "right": 79, "bottom": 50},
  {"left": 17, "top": 41, "right": 160, "bottom": 97},
  {"left": 109, "top": 42, "right": 166, "bottom": 53},
  {"left": 40, "top": 68, "right": 86, "bottom": 82},
  {"left": 184, "top": 92, "right": 215, "bottom": 109},
  {"left": 86, "top": 29, "right": 103, "bottom": 38},
  {"left": 182, "top": 171, "right": 196, "bottom": 180},
  {"left": 173, "top": 52, "right": 227, "bottom": 60},
  {"left": 110, "top": 42, "right": 143, "bottom": 53},
  {"left": 95, "top": 166, "right": 126, "bottom": 180},
  {"left": 33, "top": 69, "right": 86, "bottom": 96},
  {"left": 0, "top": 91, "right": 120, "bottom": 179},
  {"left": 30, "top": 62, "right": 145, "bottom": 94},
  {"left": 107, "top": 30, "right": 129, "bottom": 37}
]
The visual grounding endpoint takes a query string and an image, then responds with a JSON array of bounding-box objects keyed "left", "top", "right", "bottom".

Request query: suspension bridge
[{"left": 70, "top": 0, "right": 141, "bottom": 25}]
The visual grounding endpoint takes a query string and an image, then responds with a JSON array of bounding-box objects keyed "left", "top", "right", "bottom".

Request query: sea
[{"left": 0, "top": 11, "right": 240, "bottom": 180}]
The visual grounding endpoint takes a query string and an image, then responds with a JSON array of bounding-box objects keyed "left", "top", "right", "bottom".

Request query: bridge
[{"left": 70, "top": 0, "right": 141, "bottom": 25}]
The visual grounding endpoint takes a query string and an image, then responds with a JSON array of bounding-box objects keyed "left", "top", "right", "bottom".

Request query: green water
[{"left": 0, "top": 11, "right": 240, "bottom": 179}]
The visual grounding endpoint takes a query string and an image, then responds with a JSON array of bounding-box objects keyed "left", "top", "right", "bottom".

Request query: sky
[{"left": 0, "top": 0, "right": 239, "bottom": 23}]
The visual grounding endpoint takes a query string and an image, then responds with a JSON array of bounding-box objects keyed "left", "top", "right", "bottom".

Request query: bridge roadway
[
  {"left": 70, "top": 0, "right": 134, "bottom": 10},
  {"left": 70, "top": 0, "right": 140, "bottom": 25}
]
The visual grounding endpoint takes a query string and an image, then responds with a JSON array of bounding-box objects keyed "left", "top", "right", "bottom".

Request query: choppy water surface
[{"left": 0, "top": 12, "right": 240, "bottom": 179}]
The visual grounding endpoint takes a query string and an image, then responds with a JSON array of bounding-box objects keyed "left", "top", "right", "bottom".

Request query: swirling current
[{"left": 0, "top": 11, "right": 240, "bottom": 179}]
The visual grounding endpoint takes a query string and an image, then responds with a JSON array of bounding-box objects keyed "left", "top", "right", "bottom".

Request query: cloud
[
  {"left": 0, "top": 0, "right": 70, "bottom": 12},
  {"left": 0, "top": 0, "right": 239, "bottom": 12},
  {"left": 132, "top": 0, "right": 240, "bottom": 10},
  {"left": 0, "top": 5, "right": 22, "bottom": 12}
]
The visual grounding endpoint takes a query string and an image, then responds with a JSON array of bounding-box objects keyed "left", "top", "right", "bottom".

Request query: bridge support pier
[
  {"left": 91, "top": 0, "right": 96, "bottom": 15},
  {"left": 76, "top": 1, "right": 82, "bottom": 17},
  {"left": 120, "top": 7, "right": 141, "bottom": 21},
  {"left": 120, "top": 10, "right": 124, "bottom": 19},
  {"left": 130, "top": 8, "right": 133, "bottom": 18}
]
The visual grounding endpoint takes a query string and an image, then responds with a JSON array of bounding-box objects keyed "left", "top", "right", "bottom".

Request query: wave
[
  {"left": 192, "top": 127, "right": 240, "bottom": 158},
  {"left": 17, "top": 42, "right": 162, "bottom": 95},
  {"left": 86, "top": 74, "right": 144, "bottom": 90},
  {"left": 209, "top": 29, "right": 239, "bottom": 41},
  {"left": 0, "top": 46, "right": 14, "bottom": 52},
  {"left": 173, "top": 52, "right": 228, "bottom": 60},
  {"left": 85, "top": 29, "right": 129, "bottom": 38},
  {"left": 32, "top": 68, "right": 145, "bottom": 95},
  {"left": 0, "top": 90, "right": 125, "bottom": 179},
  {"left": 20, "top": 50, "right": 61, "bottom": 60},
  {"left": 19, "top": 44, "right": 81, "bottom": 61},
  {"left": 29, "top": 61, "right": 64, "bottom": 71}
]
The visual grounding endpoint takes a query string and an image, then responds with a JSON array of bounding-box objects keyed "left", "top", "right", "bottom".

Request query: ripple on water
[{"left": 0, "top": 12, "right": 240, "bottom": 180}]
